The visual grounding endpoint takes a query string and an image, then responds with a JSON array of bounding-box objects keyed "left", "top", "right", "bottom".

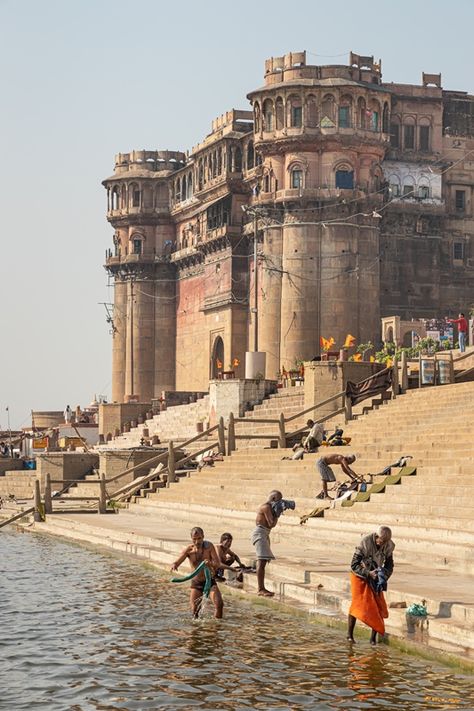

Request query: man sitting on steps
[{"left": 316, "top": 453, "right": 358, "bottom": 499}]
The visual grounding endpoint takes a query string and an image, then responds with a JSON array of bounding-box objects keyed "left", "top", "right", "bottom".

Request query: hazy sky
[{"left": 1, "top": 0, "right": 473, "bottom": 428}]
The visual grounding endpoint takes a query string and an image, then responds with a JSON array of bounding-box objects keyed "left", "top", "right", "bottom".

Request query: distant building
[{"left": 103, "top": 50, "right": 474, "bottom": 403}]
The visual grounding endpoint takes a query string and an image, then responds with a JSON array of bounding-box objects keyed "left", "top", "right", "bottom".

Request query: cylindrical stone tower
[
  {"left": 247, "top": 51, "right": 391, "bottom": 371},
  {"left": 103, "top": 150, "right": 184, "bottom": 402}
]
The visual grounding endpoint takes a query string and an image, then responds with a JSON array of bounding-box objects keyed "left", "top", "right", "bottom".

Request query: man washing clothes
[
  {"left": 316, "top": 453, "right": 358, "bottom": 499},
  {"left": 347, "top": 526, "right": 395, "bottom": 645}
]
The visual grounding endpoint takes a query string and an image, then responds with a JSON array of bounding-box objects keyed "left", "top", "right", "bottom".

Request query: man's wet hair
[
  {"left": 347, "top": 455, "right": 356, "bottom": 463},
  {"left": 191, "top": 526, "right": 204, "bottom": 537},
  {"left": 220, "top": 532, "right": 233, "bottom": 542}
]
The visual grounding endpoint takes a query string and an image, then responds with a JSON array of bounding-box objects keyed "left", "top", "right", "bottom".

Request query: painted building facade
[{"left": 103, "top": 51, "right": 474, "bottom": 403}]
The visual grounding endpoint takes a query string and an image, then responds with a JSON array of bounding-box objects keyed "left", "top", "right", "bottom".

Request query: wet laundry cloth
[{"left": 349, "top": 572, "right": 388, "bottom": 635}]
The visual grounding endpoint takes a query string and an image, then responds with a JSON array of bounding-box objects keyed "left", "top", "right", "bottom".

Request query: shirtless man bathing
[{"left": 171, "top": 526, "right": 223, "bottom": 618}]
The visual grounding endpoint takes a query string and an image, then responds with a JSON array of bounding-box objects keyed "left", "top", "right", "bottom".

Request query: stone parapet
[
  {"left": 209, "top": 379, "right": 277, "bottom": 423},
  {"left": 304, "top": 361, "right": 385, "bottom": 415}
]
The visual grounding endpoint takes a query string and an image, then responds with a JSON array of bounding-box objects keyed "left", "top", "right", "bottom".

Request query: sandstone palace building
[{"left": 103, "top": 51, "right": 474, "bottom": 403}]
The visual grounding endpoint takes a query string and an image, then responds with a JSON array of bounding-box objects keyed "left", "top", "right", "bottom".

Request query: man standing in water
[
  {"left": 347, "top": 526, "right": 395, "bottom": 645},
  {"left": 251, "top": 490, "right": 283, "bottom": 597},
  {"left": 171, "top": 527, "right": 223, "bottom": 619}
]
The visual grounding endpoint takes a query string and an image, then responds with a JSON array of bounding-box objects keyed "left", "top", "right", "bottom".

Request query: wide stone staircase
[
  {"left": 103, "top": 380, "right": 474, "bottom": 655},
  {"left": 101, "top": 395, "right": 211, "bottom": 449}
]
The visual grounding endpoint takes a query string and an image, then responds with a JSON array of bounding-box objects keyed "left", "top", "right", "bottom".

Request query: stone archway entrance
[{"left": 211, "top": 336, "right": 224, "bottom": 379}]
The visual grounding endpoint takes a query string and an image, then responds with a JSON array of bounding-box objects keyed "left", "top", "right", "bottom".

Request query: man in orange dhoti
[{"left": 347, "top": 526, "right": 395, "bottom": 645}]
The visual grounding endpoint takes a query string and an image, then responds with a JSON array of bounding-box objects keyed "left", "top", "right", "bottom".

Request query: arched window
[
  {"left": 176, "top": 178, "right": 181, "bottom": 203},
  {"left": 306, "top": 94, "right": 318, "bottom": 128},
  {"left": 129, "top": 183, "right": 140, "bottom": 207},
  {"left": 403, "top": 177, "right": 415, "bottom": 197},
  {"left": 287, "top": 94, "right": 302, "bottom": 128},
  {"left": 263, "top": 99, "right": 274, "bottom": 131},
  {"left": 368, "top": 99, "right": 380, "bottom": 131},
  {"left": 357, "top": 97, "right": 366, "bottom": 129},
  {"left": 382, "top": 103, "right": 390, "bottom": 133},
  {"left": 253, "top": 102, "right": 261, "bottom": 133},
  {"left": 211, "top": 336, "right": 225, "bottom": 379},
  {"left": 247, "top": 141, "right": 254, "bottom": 170},
  {"left": 131, "top": 234, "right": 143, "bottom": 255},
  {"left": 403, "top": 118, "right": 416, "bottom": 150},
  {"left": 112, "top": 186, "right": 119, "bottom": 210},
  {"left": 198, "top": 161, "right": 204, "bottom": 191},
  {"left": 388, "top": 175, "right": 401, "bottom": 197},
  {"left": 335, "top": 163, "right": 354, "bottom": 189},
  {"left": 187, "top": 174, "right": 193, "bottom": 199},
  {"left": 181, "top": 176, "right": 187, "bottom": 201},
  {"left": 234, "top": 147, "right": 242, "bottom": 172},
  {"left": 419, "top": 118, "right": 431, "bottom": 152},
  {"left": 290, "top": 165, "right": 304, "bottom": 189},
  {"left": 338, "top": 95, "right": 353, "bottom": 128},
  {"left": 275, "top": 97, "right": 284, "bottom": 130},
  {"left": 390, "top": 116, "right": 401, "bottom": 148},
  {"left": 321, "top": 94, "right": 336, "bottom": 125}
]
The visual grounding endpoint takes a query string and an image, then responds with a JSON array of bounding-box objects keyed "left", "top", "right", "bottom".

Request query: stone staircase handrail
[
  {"left": 111, "top": 440, "right": 220, "bottom": 502},
  {"left": 106, "top": 423, "right": 220, "bottom": 485}
]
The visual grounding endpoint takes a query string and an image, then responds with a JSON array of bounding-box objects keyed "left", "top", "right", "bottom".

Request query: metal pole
[{"left": 253, "top": 211, "right": 258, "bottom": 352}]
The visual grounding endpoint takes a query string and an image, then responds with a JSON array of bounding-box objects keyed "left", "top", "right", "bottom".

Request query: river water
[{"left": 1, "top": 530, "right": 473, "bottom": 711}]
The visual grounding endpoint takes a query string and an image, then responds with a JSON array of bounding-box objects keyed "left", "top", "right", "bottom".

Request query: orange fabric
[{"left": 349, "top": 572, "right": 388, "bottom": 635}]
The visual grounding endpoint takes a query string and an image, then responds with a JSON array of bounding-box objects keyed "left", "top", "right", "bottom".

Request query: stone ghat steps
[
  {"left": 134, "top": 490, "right": 474, "bottom": 531},
  {"left": 103, "top": 396, "right": 210, "bottom": 449},
  {"left": 35, "top": 515, "right": 474, "bottom": 656},
  {"left": 126, "top": 501, "right": 474, "bottom": 574},
  {"left": 142, "top": 480, "right": 471, "bottom": 509}
]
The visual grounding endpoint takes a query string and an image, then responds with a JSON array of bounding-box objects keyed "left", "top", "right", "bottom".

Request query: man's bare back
[{"left": 321, "top": 453, "right": 358, "bottom": 479}]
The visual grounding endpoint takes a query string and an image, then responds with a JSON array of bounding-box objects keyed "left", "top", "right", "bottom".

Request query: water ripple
[{"left": 0, "top": 530, "right": 473, "bottom": 710}]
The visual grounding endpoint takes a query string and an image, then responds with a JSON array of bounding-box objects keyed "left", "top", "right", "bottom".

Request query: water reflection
[{"left": 1, "top": 530, "right": 473, "bottom": 710}]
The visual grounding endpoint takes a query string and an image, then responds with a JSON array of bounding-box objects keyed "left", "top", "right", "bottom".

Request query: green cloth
[{"left": 171, "top": 560, "right": 213, "bottom": 597}]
